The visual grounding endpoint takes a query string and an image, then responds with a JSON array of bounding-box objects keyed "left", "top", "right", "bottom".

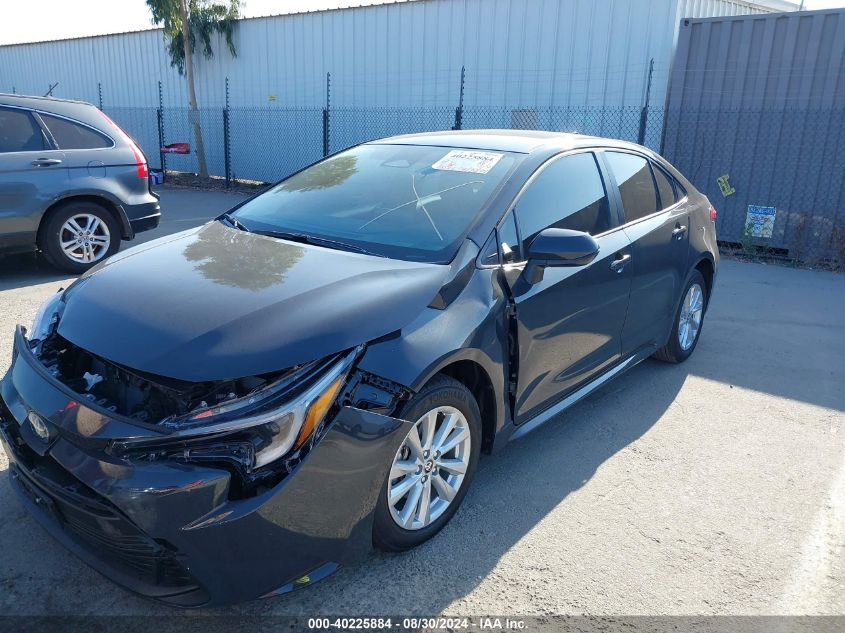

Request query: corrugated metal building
[
  {"left": 662, "top": 7, "right": 845, "bottom": 263},
  {"left": 0, "top": 0, "right": 794, "bottom": 110}
]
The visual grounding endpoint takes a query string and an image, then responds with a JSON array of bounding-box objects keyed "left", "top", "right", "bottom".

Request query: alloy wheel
[
  {"left": 388, "top": 405, "right": 472, "bottom": 531},
  {"left": 678, "top": 282, "right": 704, "bottom": 351},
  {"left": 59, "top": 213, "right": 111, "bottom": 264}
]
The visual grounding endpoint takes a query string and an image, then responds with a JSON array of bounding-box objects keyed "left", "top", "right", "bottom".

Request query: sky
[{"left": 0, "top": 0, "right": 843, "bottom": 45}]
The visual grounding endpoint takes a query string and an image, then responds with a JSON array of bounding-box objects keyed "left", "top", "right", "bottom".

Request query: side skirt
[{"left": 508, "top": 345, "right": 655, "bottom": 442}]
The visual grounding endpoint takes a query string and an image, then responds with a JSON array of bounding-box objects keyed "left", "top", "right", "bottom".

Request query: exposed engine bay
[
  {"left": 35, "top": 332, "right": 296, "bottom": 424},
  {"left": 29, "top": 326, "right": 413, "bottom": 499}
]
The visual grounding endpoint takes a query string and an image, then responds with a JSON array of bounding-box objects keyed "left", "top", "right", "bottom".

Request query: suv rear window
[
  {"left": 0, "top": 107, "right": 47, "bottom": 153},
  {"left": 40, "top": 113, "right": 112, "bottom": 149}
]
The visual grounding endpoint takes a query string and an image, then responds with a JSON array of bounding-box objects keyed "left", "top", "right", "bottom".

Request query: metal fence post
[
  {"left": 637, "top": 58, "right": 654, "bottom": 145},
  {"left": 157, "top": 108, "right": 166, "bottom": 181},
  {"left": 323, "top": 72, "right": 331, "bottom": 156},
  {"left": 224, "top": 77, "right": 231, "bottom": 187},
  {"left": 223, "top": 108, "right": 231, "bottom": 187},
  {"left": 453, "top": 65, "right": 466, "bottom": 130},
  {"left": 157, "top": 81, "right": 166, "bottom": 181}
]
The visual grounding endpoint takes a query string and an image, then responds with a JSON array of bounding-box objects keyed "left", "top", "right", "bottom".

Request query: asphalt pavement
[{"left": 0, "top": 186, "right": 842, "bottom": 617}]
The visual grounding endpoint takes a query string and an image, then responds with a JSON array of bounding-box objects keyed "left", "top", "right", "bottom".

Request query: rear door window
[
  {"left": 605, "top": 152, "right": 659, "bottom": 223},
  {"left": 0, "top": 107, "right": 47, "bottom": 152},
  {"left": 40, "top": 113, "right": 112, "bottom": 149}
]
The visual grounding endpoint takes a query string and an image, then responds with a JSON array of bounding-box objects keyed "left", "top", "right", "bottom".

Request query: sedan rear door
[{"left": 601, "top": 151, "right": 690, "bottom": 356}]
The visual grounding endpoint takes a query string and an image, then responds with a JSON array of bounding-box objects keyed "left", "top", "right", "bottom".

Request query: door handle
[
  {"left": 672, "top": 224, "right": 688, "bottom": 240},
  {"left": 31, "top": 158, "right": 62, "bottom": 167},
  {"left": 610, "top": 253, "right": 632, "bottom": 273}
]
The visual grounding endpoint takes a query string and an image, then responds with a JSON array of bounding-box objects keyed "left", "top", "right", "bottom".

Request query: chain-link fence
[
  {"left": 105, "top": 103, "right": 844, "bottom": 269},
  {"left": 111, "top": 104, "right": 661, "bottom": 182},
  {"left": 663, "top": 108, "right": 845, "bottom": 269}
]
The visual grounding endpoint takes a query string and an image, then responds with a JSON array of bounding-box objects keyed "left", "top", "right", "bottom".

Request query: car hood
[{"left": 58, "top": 221, "right": 450, "bottom": 381}]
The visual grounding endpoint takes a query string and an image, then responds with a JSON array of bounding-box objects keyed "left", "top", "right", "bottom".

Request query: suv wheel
[
  {"left": 373, "top": 375, "right": 481, "bottom": 552},
  {"left": 40, "top": 201, "right": 121, "bottom": 273},
  {"left": 653, "top": 269, "right": 707, "bottom": 363}
]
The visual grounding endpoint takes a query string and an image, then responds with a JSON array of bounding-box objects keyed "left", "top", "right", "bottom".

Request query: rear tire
[
  {"left": 373, "top": 375, "right": 481, "bottom": 552},
  {"left": 653, "top": 269, "right": 707, "bottom": 363},
  {"left": 39, "top": 201, "right": 121, "bottom": 273}
]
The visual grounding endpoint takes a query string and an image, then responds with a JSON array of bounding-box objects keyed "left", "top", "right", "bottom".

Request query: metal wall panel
[
  {"left": 663, "top": 9, "right": 845, "bottom": 263},
  {"left": 668, "top": 8, "right": 845, "bottom": 109},
  {"left": 0, "top": 0, "right": 785, "bottom": 111}
]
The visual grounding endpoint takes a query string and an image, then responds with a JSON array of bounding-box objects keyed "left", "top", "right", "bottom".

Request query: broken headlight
[
  {"left": 116, "top": 347, "right": 360, "bottom": 469},
  {"left": 28, "top": 289, "right": 64, "bottom": 343}
]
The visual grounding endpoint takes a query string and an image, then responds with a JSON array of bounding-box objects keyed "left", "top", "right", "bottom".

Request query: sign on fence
[
  {"left": 745, "top": 205, "right": 777, "bottom": 238},
  {"left": 717, "top": 174, "right": 735, "bottom": 197}
]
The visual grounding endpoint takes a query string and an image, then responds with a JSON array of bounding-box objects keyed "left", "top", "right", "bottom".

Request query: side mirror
[{"left": 523, "top": 228, "right": 600, "bottom": 284}]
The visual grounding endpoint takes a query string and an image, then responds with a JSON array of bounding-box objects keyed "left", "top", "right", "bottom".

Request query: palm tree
[{"left": 147, "top": 0, "right": 240, "bottom": 178}]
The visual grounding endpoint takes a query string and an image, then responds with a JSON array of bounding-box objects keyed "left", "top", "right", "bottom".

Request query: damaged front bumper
[{"left": 0, "top": 327, "right": 413, "bottom": 606}]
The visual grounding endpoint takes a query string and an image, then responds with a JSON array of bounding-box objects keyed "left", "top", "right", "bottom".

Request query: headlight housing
[
  {"left": 28, "top": 289, "right": 64, "bottom": 343},
  {"left": 114, "top": 347, "right": 360, "bottom": 470}
]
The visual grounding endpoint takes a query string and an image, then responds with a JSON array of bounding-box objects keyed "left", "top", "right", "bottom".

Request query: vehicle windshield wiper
[
  {"left": 253, "top": 229, "right": 381, "bottom": 257},
  {"left": 219, "top": 212, "right": 250, "bottom": 232}
]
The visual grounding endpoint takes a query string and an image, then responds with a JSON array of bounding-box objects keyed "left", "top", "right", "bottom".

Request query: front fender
[{"left": 358, "top": 268, "right": 512, "bottom": 446}]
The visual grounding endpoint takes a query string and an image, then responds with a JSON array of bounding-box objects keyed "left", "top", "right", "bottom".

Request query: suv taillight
[
  {"left": 709, "top": 205, "right": 717, "bottom": 222},
  {"left": 98, "top": 110, "right": 148, "bottom": 179},
  {"left": 129, "top": 143, "right": 149, "bottom": 179}
]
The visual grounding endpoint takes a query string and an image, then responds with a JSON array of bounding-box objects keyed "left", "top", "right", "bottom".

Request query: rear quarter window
[
  {"left": 605, "top": 151, "right": 659, "bottom": 223},
  {"left": 40, "top": 113, "right": 112, "bottom": 149},
  {"left": 652, "top": 162, "right": 677, "bottom": 209}
]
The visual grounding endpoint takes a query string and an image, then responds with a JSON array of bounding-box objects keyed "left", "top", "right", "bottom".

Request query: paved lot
[{"left": 0, "top": 187, "right": 843, "bottom": 617}]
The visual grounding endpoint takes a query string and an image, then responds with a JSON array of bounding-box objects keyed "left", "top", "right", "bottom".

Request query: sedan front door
[{"left": 507, "top": 151, "right": 633, "bottom": 424}]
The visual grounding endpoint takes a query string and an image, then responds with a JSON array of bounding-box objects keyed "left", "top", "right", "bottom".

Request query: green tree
[{"left": 146, "top": 0, "right": 240, "bottom": 178}]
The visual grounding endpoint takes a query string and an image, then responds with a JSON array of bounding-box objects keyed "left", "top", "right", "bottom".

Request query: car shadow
[
  {"left": 215, "top": 357, "right": 690, "bottom": 616},
  {"left": 0, "top": 253, "right": 75, "bottom": 292}
]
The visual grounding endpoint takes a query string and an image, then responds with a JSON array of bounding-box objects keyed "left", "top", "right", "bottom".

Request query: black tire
[
  {"left": 373, "top": 374, "right": 482, "bottom": 552},
  {"left": 653, "top": 269, "right": 707, "bottom": 364},
  {"left": 39, "top": 201, "right": 121, "bottom": 274}
]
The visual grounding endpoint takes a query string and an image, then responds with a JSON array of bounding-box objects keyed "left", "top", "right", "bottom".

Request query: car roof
[
  {"left": 0, "top": 93, "right": 108, "bottom": 130},
  {"left": 0, "top": 93, "right": 94, "bottom": 108},
  {"left": 369, "top": 129, "right": 645, "bottom": 154}
]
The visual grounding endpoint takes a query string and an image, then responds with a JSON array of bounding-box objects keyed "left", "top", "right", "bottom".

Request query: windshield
[{"left": 231, "top": 144, "right": 520, "bottom": 263}]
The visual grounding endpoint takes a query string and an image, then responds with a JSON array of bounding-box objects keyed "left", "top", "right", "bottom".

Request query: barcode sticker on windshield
[{"left": 432, "top": 150, "right": 504, "bottom": 174}]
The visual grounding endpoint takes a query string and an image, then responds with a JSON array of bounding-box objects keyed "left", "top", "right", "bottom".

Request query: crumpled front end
[{"left": 0, "top": 326, "right": 413, "bottom": 606}]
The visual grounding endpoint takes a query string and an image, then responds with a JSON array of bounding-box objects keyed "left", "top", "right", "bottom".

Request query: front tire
[
  {"left": 373, "top": 375, "right": 481, "bottom": 552},
  {"left": 40, "top": 201, "right": 121, "bottom": 273},
  {"left": 653, "top": 269, "right": 707, "bottom": 363}
]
